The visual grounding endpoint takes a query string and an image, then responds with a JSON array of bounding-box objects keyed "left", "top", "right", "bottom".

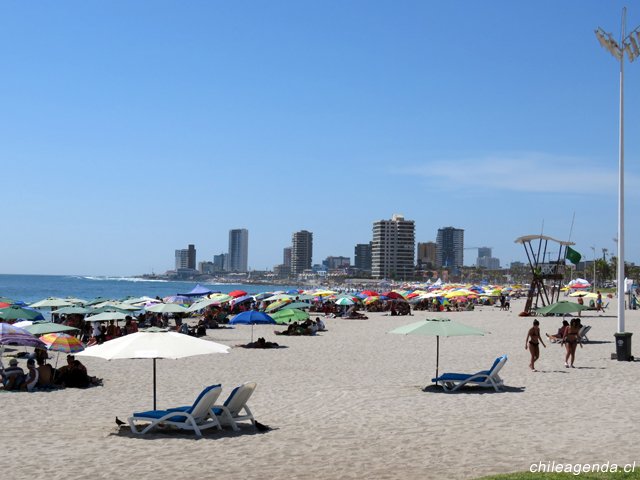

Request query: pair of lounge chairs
[
  {"left": 431, "top": 355, "right": 508, "bottom": 392},
  {"left": 128, "top": 382, "right": 256, "bottom": 436}
]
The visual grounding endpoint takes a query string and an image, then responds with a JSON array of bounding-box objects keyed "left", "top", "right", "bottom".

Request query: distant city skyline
[{"left": 2, "top": 2, "right": 639, "bottom": 276}]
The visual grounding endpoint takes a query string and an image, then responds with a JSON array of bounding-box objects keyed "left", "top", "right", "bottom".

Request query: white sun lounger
[
  {"left": 128, "top": 384, "right": 223, "bottom": 436},
  {"left": 212, "top": 382, "right": 257, "bottom": 431},
  {"left": 432, "top": 355, "right": 508, "bottom": 392}
]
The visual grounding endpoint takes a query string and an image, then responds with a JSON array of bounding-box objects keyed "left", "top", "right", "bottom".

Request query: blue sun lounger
[
  {"left": 128, "top": 384, "right": 223, "bottom": 436},
  {"left": 432, "top": 355, "right": 508, "bottom": 392}
]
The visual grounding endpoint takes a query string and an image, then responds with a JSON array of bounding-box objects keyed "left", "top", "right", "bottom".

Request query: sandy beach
[{"left": 2, "top": 298, "right": 639, "bottom": 480}]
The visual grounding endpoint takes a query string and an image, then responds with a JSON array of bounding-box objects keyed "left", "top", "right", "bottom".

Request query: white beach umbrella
[
  {"left": 145, "top": 303, "right": 188, "bottom": 314},
  {"left": 77, "top": 329, "right": 230, "bottom": 409}
]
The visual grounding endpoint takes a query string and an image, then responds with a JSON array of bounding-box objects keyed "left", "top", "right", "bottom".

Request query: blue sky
[{"left": 2, "top": 1, "right": 639, "bottom": 275}]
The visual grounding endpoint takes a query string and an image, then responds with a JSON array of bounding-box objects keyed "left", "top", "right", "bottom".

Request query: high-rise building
[
  {"left": 436, "top": 227, "right": 464, "bottom": 269},
  {"left": 476, "top": 247, "right": 500, "bottom": 269},
  {"left": 213, "top": 253, "right": 226, "bottom": 272},
  {"left": 417, "top": 241, "right": 437, "bottom": 268},
  {"left": 371, "top": 214, "right": 415, "bottom": 279},
  {"left": 291, "top": 230, "right": 313, "bottom": 275},
  {"left": 477, "top": 256, "right": 501, "bottom": 269},
  {"left": 187, "top": 244, "right": 196, "bottom": 269},
  {"left": 354, "top": 242, "right": 373, "bottom": 273},
  {"left": 323, "top": 256, "right": 350, "bottom": 270},
  {"left": 283, "top": 247, "right": 292, "bottom": 268},
  {"left": 228, "top": 228, "right": 249, "bottom": 272},
  {"left": 175, "top": 244, "right": 196, "bottom": 270}
]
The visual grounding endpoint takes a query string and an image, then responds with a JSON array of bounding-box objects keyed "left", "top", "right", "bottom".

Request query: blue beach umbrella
[
  {"left": 229, "top": 311, "right": 276, "bottom": 342},
  {"left": 229, "top": 311, "right": 275, "bottom": 325}
]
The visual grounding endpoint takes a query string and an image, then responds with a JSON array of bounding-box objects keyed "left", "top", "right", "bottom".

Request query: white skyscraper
[{"left": 371, "top": 214, "right": 415, "bottom": 279}]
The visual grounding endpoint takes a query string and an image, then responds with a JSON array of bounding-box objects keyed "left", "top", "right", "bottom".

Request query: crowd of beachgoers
[{"left": 0, "top": 280, "right": 612, "bottom": 392}]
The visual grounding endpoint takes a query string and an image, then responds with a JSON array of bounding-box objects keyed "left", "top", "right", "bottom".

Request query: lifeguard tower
[{"left": 514, "top": 235, "right": 575, "bottom": 315}]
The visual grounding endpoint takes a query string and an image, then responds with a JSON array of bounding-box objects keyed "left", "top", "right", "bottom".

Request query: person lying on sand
[{"left": 237, "top": 337, "right": 280, "bottom": 349}]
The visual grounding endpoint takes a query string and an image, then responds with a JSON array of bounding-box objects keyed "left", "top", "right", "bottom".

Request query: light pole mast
[
  {"left": 595, "top": 8, "right": 640, "bottom": 335},
  {"left": 591, "top": 246, "right": 596, "bottom": 292}
]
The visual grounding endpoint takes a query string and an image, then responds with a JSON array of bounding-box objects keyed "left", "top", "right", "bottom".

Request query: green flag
[{"left": 565, "top": 246, "right": 582, "bottom": 265}]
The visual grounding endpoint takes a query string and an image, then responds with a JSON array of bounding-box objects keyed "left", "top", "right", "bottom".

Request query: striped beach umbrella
[
  {"left": 0, "top": 323, "right": 46, "bottom": 348},
  {"left": 40, "top": 333, "right": 85, "bottom": 353}
]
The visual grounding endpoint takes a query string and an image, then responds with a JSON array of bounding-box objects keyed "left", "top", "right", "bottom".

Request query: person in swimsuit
[
  {"left": 525, "top": 319, "right": 546, "bottom": 371},
  {"left": 596, "top": 291, "right": 603, "bottom": 312},
  {"left": 562, "top": 318, "right": 582, "bottom": 368}
]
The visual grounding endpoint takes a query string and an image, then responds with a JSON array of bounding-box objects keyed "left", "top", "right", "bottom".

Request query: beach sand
[{"left": 2, "top": 298, "right": 639, "bottom": 479}]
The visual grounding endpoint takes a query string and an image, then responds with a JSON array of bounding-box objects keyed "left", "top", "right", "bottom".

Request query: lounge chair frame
[
  {"left": 213, "top": 382, "right": 257, "bottom": 431},
  {"left": 432, "top": 355, "right": 508, "bottom": 393},
  {"left": 128, "top": 385, "right": 223, "bottom": 436}
]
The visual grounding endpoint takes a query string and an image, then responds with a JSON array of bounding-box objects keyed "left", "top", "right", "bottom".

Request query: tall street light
[
  {"left": 595, "top": 8, "right": 640, "bottom": 337},
  {"left": 591, "top": 246, "right": 596, "bottom": 292}
]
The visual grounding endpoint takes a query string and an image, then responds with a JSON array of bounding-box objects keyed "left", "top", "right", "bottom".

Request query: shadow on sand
[
  {"left": 109, "top": 421, "right": 275, "bottom": 440},
  {"left": 421, "top": 384, "right": 525, "bottom": 394}
]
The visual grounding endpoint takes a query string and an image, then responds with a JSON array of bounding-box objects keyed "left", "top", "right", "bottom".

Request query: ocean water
[{"left": 0, "top": 274, "right": 302, "bottom": 304}]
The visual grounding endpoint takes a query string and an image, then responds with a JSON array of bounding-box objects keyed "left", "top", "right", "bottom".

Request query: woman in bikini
[
  {"left": 525, "top": 319, "right": 546, "bottom": 371},
  {"left": 562, "top": 318, "right": 582, "bottom": 368}
]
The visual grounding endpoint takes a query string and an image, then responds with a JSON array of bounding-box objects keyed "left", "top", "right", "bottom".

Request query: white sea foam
[{"left": 83, "top": 276, "right": 168, "bottom": 283}]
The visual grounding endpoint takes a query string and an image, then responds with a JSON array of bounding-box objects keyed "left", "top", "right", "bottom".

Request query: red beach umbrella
[
  {"left": 382, "top": 292, "right": 405, "bottom": 300},
  {"left": 361, "top": 290, "right": 379, "bottom": 297},
  {"left": 229, "top": 290, "right": 248, "bottom": 298}
]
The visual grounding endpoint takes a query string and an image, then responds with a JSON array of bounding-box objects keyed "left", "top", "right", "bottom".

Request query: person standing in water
[{"left": 525, "top": 319, "right": 546, "bottom": 371}]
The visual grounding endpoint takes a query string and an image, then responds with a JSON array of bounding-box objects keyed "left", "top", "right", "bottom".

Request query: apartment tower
[
  {"left": 228, "top": 229, "right": 249, "bottom": 272},
  {"left": 291, "top": 230, "right": 313, "bottom": 276},
  {"left": 371, "top": 214, "right": 415, "bottom": 279},
  {"left": 436, "top": 227, "right": 464, "bottom": 269}
]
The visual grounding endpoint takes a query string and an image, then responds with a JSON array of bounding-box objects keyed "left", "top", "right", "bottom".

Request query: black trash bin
[{"left": 614, "top": 332, "right": 633, "bottom": 361}]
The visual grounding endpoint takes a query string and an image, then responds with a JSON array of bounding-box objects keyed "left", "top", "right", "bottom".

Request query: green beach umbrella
[
  {"left": 25, "top": 322, "right": 80, "bottom": 335},
  {"left": 389, "top": 318, "right": 485, "bottom": 387},
  {"left": 535, "top": 301, "right": 590, "bottom": 315},
  {"left": 0, "top": 305, "right": 46, "bottom": 321},
  {"left": 90, "top": 305, "right": 137, "bottom": 315},
  {"left": 85, "top": 311, "right": 129, "bottom": 322},
  {"left": 29, "top": 297, "right": 74, "bottom": 309},
  {"left": 52, "top": 306, "right": 91, "bottom": 315},
  {"left": 85, "top": 297, "right": 111, "bottom": 306},
  {"left": 281, "top": 302, "right": 311, "bottom": 310},
  {"left": 271, "top": 308, "right": 310, "bottom": 324},
  {"left": 335, "top": 297, "right": 355, "bottom": 306}
]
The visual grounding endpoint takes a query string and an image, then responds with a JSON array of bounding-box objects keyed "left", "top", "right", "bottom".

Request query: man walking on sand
[{"left": 525, "top": 319, "right": 546, "bottom": 371}]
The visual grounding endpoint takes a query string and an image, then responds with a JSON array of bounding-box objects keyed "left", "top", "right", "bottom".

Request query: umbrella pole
[
  {"left": 251, "top": 323, "right": 254, "bottom": 343},
  {"left": 153, "top": 358, "right": 157, "bottom": 410},
  {"left": 435, "top": 336, "right": 440, "bottom": 386}
]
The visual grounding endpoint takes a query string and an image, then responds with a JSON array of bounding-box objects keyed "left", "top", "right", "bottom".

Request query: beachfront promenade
[{"left": 1, "top": 298, "right": 639, "bottom": 479}]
